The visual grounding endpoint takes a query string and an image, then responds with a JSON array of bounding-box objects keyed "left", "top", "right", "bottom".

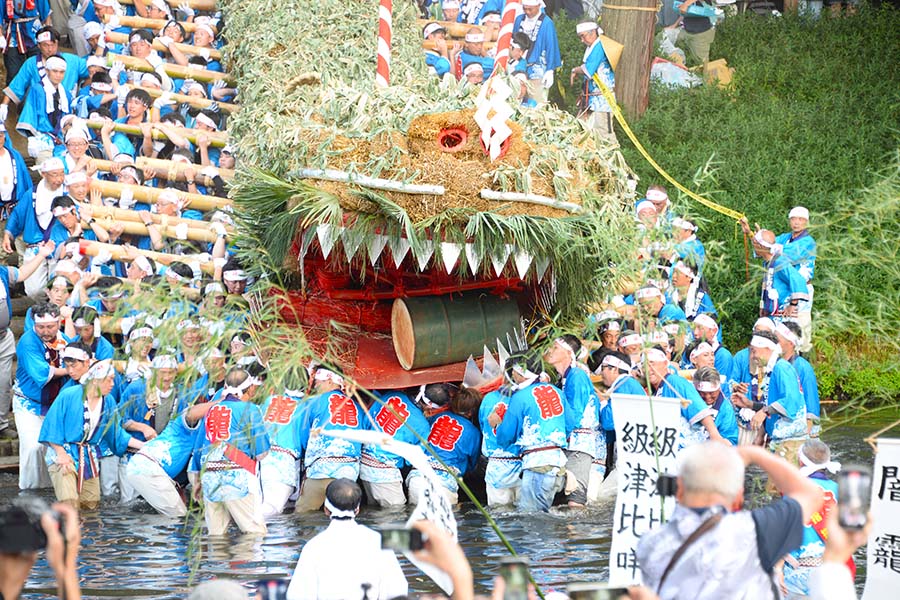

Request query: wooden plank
[{"left": 104, "top": 31, "right": 222, "bottom": 60}]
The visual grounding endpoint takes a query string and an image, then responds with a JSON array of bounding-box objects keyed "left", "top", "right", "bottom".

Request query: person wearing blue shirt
[
  {"left": 744, "top": 227, "right": 810, "bottom": 319},
  {"left": 668, "top": 260, "right": 718, "bottom": 334},
  {"left": 491, "top": 352, "right": 569, "bottom": 512},
  {"left": 546, "top": 335, "right": 599, "bottom": 507},
  {"left": 406, "top": 382, "right": 481, "bottom": 506},
  {"left": 479, "top": 387, "right": 522, "bottom": 506},
  {"left": 691, "top": 366, "right": 739, "bottom": 446},
  {"left": 125, "top": 401, "right": 214, "bottom": 518},
  {"left": 776, "top": 321, "right": 820, "bottom": 437},
  {"left": 671, "top": 217, "right": 706, "bottom": 274},
  {"left": 688, "top": 313, "right": 731, "bottom": 374},
  {"left": 643, "top": 347, "right": 726, "bottom": 449},
  {"left": 0, "top": 0, "right": 52, "bottom": 85},
  {"left": 458, "top": 29, "right": 495, "bottom": 77},
  {"left": 65, "top": 305, "right": 113, "bottom": 361},
  {"left": 294, "top": 364, "right": 366, "bottom": 513},
  {"left": 0, "top": 123, "right": 35, "bottom": 221},
  {"left": 359, "top": 389, "right": 431, "bottom": 508},
  {"left": 189, "top": 367, "right": 271, "bottom": 535},
  {"left": 258, "top": 379, "right": 307, "bottom": 518},
  {"left": 596, "top": 350, "right": 646, "bottom": 474},
  {"left": 571, "top": 21, "right": 615, "bottom": 139},
  {"left": 39, "top": 360, "right": 139, "bottom": 509},
  {"left": 776, "top": 206, "right": 816, "bottom": 352},
  {"left": 513, "top": 0, "right": 561, "bottom": 105},
  {"left": 13, "top": 301, "right": 73, "bottom": 490},
  {"left": 422, "top": 22, "right": 453, "bottom": 80},
  {"left": 457, "top": 0, "right": 502, "bottom": 24},
  {"left": 732, "top": 332, "right": 807, "bottom": 462},
  {"left": 635, "top": 285, "right": 687, "bottom": 331}
]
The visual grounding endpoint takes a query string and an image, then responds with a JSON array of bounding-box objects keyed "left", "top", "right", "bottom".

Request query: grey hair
[
  {"left": 678, "top": 442, "right": 745, "bottom": 502},
  {"left": 187, "top": 580, "right": 248, "bottom": 600},
  {"left": 801, "top": 439, "right": 831, "bottom": 465},
  {"left": 693, "top": 366, "right": 721, "bottom": 386}
]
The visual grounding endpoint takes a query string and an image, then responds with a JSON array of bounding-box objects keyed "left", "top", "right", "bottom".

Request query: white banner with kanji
[
  {"left": 608, "top": 393, "right": 682, "bottom": 587},
  {"left": 862, "top": 437, "right": 900, "bottom": 599}
]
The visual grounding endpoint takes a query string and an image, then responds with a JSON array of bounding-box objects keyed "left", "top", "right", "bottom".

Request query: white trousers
[
  {"left": 361, "top": 478, "right": 407, "bottom": 507},
  {"left": 125, "top": 455, "right": 187, "bottom": 518},
  {"left": 261, "top": 480, "right": 293, "bottom": 519},
  {"left": 205, "top": 492, "right": 267, "bottom": 535},
  {"left": 20, "top": 246, "right": 51, "bottom": 299},
  {"left": 486, "top": 483, "right": 520, "bottom": 506},
  {"left": 0, "top": 330, "right": 15, "bottom": 431},
  {"left": 14, "top": 407, "right": 50, "bottom": 489},
  {"left": 100, "top": 455, "right": 119, "bottom": 497},
  {"left": 407, "top": 473, "right": 458, "bottom": 506},
  {"left": 118, "top": 459, "right": 139, "bottom": 503}
]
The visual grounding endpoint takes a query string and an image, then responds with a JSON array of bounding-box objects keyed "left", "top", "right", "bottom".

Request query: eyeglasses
[{"left": 66, "top": 141, "right": 88, "bottom": 148}]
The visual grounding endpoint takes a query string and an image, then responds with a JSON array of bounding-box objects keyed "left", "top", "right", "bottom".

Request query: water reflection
[{"left": 2, "top": 425, "right": 874, "bottom": 598}]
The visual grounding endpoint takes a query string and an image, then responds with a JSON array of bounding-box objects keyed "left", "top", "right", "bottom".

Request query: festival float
[{"left": 228, "top": 0, "right": 639, "bottom": 388}]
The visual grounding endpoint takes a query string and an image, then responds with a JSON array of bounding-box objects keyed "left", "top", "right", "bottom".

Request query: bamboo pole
[
  {"left": 80, "top": 240, "right": 215, "bottom": 274},
  {"left": 479, "top": 189, "right": 583, "bottom": 214},
  {"left": 601, "top": 1, "right": 656, "bottom": 119},
  {"left": 134, "top": 85, "right": 239, "bottom": 114},
  {"left": 101, "top": 14, "right": 201, "bottom": 34},
  {"left": 106, "top": 53, "right": 235, "bottom": 86},
  {"left": 89, "top": 157, "right": 235, "bottom": 185},
  {"left": 89, "top": 216, "right": 219, "bottom": 242},
  {"left": 118, "top": 0, "right": 218, "bottom": 11},
  {"left": 104, "top": 31, "right": 222, "bottom": 60},
  {"left": 423, "top": 40, "right": 496, "bottom": 51},
  {"left": 85, "top": 119, "right": 228, "bottom": 148},
  {"left": 416, "top": 19, "right": 485, "bottom": 38},
  {"left": 89, "top": 179, "right": 232, "bottom": 211},
  {"left": 78, "top": 202, "right": 234, "bottom": 234},
  {"left": 292, "top": 167, "right": 445, "bottom": 195}
]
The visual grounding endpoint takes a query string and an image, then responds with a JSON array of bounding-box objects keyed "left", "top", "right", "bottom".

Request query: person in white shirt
[{"left": 286, "top": 478, "right": 408, "bottom": 600}]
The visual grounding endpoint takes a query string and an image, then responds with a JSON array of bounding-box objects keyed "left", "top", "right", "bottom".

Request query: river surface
[{"left": 0, "top": 422, "right": 878, "bottom": 598}]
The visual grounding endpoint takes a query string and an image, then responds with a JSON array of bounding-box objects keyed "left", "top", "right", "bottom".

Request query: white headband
[
  {"left": 775, "top": 322, "right": 801, "bottom": 347},
  {"left": 554, "top": 338, "right": 577, "bottom": 364},
  {"left": 152, "top": 355, "right": 178, "bottom": 369},
  {"left": 194, "top": 112, "right": 218, "bottom": 130},
  {"left": 178, "top": 319, "right": 200, "bottom": 330},
  {"left": 80, "top": 359, "right": 115, "bottom": 384},
  {"left": 34, "top": 313, "right": 60, "bottom": 324},
  {"left": 618, "top": 334, "right": 641, "bottom": 348},
  {"left": 788, "top": 206, "right": 809, "bottom": 220},
  {"left": 223, "top": 269, "right": 248, "bottom": 282},
  {"left": 750, "top": 335, "right": 780, "bottom": 352},
  {"left": 635, "top": 200, "right": 654, "bottom": 215},
  {"left": 634, "top": 287, "right": 661, "bottom": 300},
  {"left": 693, "top": 313, "right": 718, "bottom": 332},
  {"left": 52, "top": 205, "right": 75, "bottom": 217},
  {"left": 694, "top": 380, "right": 720, "bottom": 393},
  {"left": 576, "top": 22, "right": 598, "bottom": 34},
  {"left": 133, "top": 255, "right": 153, "bottom": 275},
  {"left": 753, "top": 317, "right": 776, "bottom": 332},
  {"left": 673, "top": 261, "right": 695, "bottom": 278},
  {"left": 414, "top": 384, "right": 441, "bottom": 408},
  {"left": 672, "top": 217, "right": 697, "bottom": 231},
  {"left": 753, "top": 230, "right": 782, "bottom": 254},
  {"left": 690, "top": 342, "right": 714, "bottom": 362},
  {"left": 465, "top": 32, "right": 484, "bottom": 43},
  {"left": 324, "top": 498, "right": 356, "bottom": 519},
  {"left": 600, "top": 355, "right": 631, "bottom": 372},
  {"left": 646, "top": 189, "right": 667, "bottom": 202},
  {"left": 128, "top": 326, "right": 154, "bottom": 340},
  {"left": 37, "top": 31, "right": 53, "bottom": 44},
  {"left": 314, "top": 368, "right": 344, "bottom": 387},
  {"left": 62, "top": 346, "right": 90, "bottom": 361},
  {"left": 196, "top": 24, "right": 215, "bottom": 39},
  {"left": 221, "top": 375, "right": 255, "bottom": 399},
  {"left": 645, "top": 348, "right": 668, "bottom": 363},
  {"left": 798, "top": 447, "right": 841, "bottom": 478}
]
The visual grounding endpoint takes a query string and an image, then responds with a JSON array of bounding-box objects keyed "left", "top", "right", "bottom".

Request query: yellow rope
[
  {"left": 591, "top": 73, "right": 746, "bottom": 222},
  {"left": 602, "top": 3, "right": 663, "bottom": 12}
]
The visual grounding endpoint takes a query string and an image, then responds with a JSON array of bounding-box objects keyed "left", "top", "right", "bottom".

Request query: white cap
[
  {"left": 86, "top": 55, "right": 107, "bottom": 69},
  {"left": 788, "top": 206, "right": 809, "bottom": 220},
  {"left": 83, "top": 21, "right": 103, "bottom": 40},
  {"left": 45, "top": 56, "right": 67, "bottom": 71},
  {"left": 64, "top": 171, "right": 88, "bottom": 186},
  {"left": 576, "top": 22, "right": 599, "bottom": 34},
  {"left": 64, "top": 126, "right": 88, "bottom": 142},
  {"left": 463, "top": 63, "right": 484, "bottom": 75},
  {"left": 157, "top": 188, "right": 180, "bottom": 205},
  {"left": 423, "top": 22, "right": 446, "bottom": 39},
  {"left": 40, "top": 157, "right": 65, "bottom": 173},
  {"left": 635, "top": 200, "right": 655, "bottom": 214}
]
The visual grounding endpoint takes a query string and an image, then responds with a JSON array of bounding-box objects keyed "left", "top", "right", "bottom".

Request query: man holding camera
[{"left": 636, "top": 441, "right": 822, "bottom": 599}]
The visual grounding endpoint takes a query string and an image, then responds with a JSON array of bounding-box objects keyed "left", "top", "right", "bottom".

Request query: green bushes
[{"left": 589, "top": 8, "right": 900, "bottom": 403}]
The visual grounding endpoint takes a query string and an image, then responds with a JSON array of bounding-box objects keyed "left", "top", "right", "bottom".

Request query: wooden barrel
[{"left": 391, "top": 293, "right": 520, "bottom": 370}]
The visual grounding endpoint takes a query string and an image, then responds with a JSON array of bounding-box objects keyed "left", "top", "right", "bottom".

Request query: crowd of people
[{"left": 0, "top": 1, "right": 863, "bottom": 599}]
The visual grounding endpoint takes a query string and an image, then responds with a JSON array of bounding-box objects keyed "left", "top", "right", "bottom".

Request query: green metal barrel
[{"left": 391, "top": 293, "right": 521, "bottom": 370}]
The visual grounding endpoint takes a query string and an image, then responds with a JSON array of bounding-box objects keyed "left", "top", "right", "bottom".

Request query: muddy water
[{"left": 1, "top": 423, "right": 876, "bottom": 598}]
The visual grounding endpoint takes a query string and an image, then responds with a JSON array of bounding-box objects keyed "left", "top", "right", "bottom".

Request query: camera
[
  {"left": 566, "top": 583, "right": 631, "bottom": 600},
  {"left": 499, "top": 556, "right": 530, "bottom": 600},
  {"left": 0, "top": 497, "right": 63, "bottom": 554},
  {"left": 656, "top": 473, "right": 678, "bottom": 497},
  {"left": 255, "top": 579, "right": 288, "bottom": 600},
  {"left": 380, "top": 527, "right": 425, "bottom": 552},
  {"left": 838, "top": 465, "right": 872, "bottom": 530}
]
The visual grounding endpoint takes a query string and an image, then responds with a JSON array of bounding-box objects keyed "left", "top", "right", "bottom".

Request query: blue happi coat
[
  {"left": 458, "top": 51, "right": 494, "bottom": 75},
  {"left": 0, "top": 135, "right": 34, "bottom": 213},
  {"left": 360, "top": 391, "right": 430, "bottom": 484},
  {"left": 13, "top": 328, "right": 64, "bottom": 415},
  {"left": 297, "top": 390, "right": 366, "bottom": 481},
  {"left": 5, "top": 189, "right": 57, "bottom": 244},
  {"left": 560, "top": 365, "right": 599, "bottom": 458},
  {"left": 737, "top": 358, "right": 807, "bottom": 443},
  {"left": 425, "top": 50, "right": 452, "bottom": 78},
  {"left": 39, "top": 385, "right": 132, "bottom": 482},
  {"left": 705, "top": 387, "right": 739, "bottom": 446},
  {"left": 601, "top": 374, "right": 646, "bottom": 433},
  {"left": 760, "top": 253, "right": 809, "bottom": 316},
  {"left": 495, "top": 381, "right": 568, "bottom": 470},
  {"left": 130, "top": 411, "right": 203, "bottom": 479},
  {"left": 479, "top": 389, "right": 522, "bottom": 490},
  {"left": 513, "top": 11, "right": 561, "bottom": 80},
  {"left": 582, "top": 37, "right": 615, "bottom": 113},
  {"left": 776, "top": 230, "right": 816, "bottom": 283},
  {"left": 0, "top": 0, "right": 51, "bottom": 53},
  {"left": 257, "top": 390, "right": 306, "bottom": 488},
  {"left": 421, "top": 409, "right": 481, "bottom": 492},
  {"left": 190, "top": 395, "right": 270, "bottom": 502},
  {"left": 654, "top": 373, "right": 714, "bottom": 448},
  {"left": 119, "top": 379, "right": 189, "bottom": 442},
  {"left": 790, "top": 354, "right": 820, "bottom": 425},
  {"left": 457, "top": 0, "right": 502, "bottom": 23},
  {"left": 784, "top": 475, "right": 836, "bottom": 595}
]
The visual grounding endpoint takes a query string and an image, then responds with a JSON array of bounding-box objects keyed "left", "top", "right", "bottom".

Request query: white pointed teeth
[
  {"left": 367, "top": 234, "right": 388, "bottom": 266},
  {"left": 440, "top": 242, "right": 462, "bottom": 274}
]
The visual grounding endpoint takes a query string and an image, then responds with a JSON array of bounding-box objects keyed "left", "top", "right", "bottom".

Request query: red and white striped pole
[
  {"left": 490, "top": 0, "right": 521, "bottom": 77},
  {"left": 375, "top": 0, "right": 392, "bottom": 88}
]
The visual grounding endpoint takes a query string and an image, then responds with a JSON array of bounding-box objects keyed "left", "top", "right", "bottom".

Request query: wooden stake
[{"left": 601, "top": 1, "right": 657, "bottom": 119}]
